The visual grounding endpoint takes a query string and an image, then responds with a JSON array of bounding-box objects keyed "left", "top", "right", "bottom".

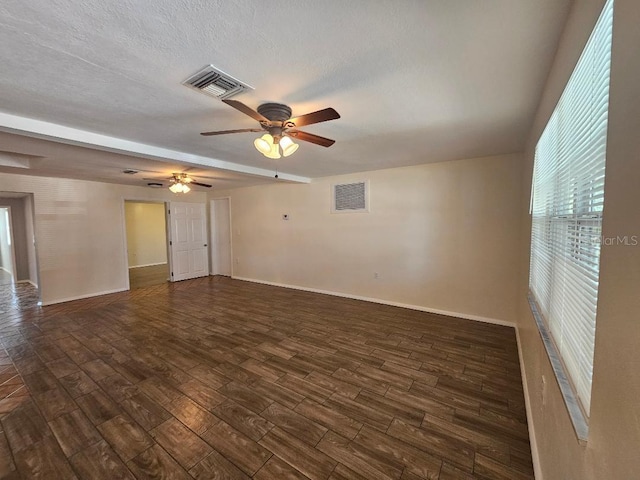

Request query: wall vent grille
[
  {"left": 183, "top": 65, "right": 253, "bottom": 100},
  {"left": 332, "top": 181, "right": 369, "bottom": 213}
]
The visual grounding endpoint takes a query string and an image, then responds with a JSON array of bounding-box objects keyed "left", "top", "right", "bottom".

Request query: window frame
[{"left": 528, "top": 0, "right": 614, "bottom": 443}]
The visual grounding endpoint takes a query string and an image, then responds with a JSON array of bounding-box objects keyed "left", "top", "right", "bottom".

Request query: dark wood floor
[
  {"left": 0, "top": 283, "right": 39, "bottom": 318},
  {"left": 0, "top": 276, "right": 533, "bottom": 479},
  {"left": 129, "top": 264, "right": 169, "bottom": 289}
]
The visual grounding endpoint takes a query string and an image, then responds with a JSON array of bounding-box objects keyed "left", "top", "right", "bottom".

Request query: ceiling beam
[{"left": 0, "top": 111, "right": 311, "bottom": 184}]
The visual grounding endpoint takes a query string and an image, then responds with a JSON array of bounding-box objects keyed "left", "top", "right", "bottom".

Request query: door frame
[
  {"left": 210, "top": 197, "right": 233, "bottom": 277},
  {"left": 120, "top": 198, "right": 170, "bottom": 291},
  {"left": 0, "top": 193, "right": 42, "bottom": 305},
  {"left": 0, "top": 206, "right": 18, "bottom": 282}
]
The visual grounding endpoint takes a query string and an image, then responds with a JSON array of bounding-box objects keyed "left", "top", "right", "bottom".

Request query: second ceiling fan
[{"left": 201, "top": 100, "right": 340, "bottom": 159}]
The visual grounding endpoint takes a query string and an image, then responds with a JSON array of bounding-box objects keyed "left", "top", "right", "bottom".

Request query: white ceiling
[{"left": 0, "top": 0, "right": 571, "bottom": 188}]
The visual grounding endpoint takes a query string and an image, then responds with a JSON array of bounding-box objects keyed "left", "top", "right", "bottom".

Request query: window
[{"left": 529, "top": 0, "right": 613, "bottom": 439}]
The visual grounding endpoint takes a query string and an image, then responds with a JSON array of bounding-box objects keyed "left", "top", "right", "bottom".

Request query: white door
[
  {"left": 169, "top": 202, "right": 209, "bottom": 281},
  {"left": 211, "top": 198, "right": 232, "bottom": 276}
]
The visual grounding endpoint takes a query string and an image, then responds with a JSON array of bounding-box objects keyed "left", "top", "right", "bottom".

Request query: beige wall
[
  {"left": 213, "top": 153, "right": 523, "bottom": 323},
  {"left": 125, "top": 201, "right": 167, "bottom": 268},
  {"left": 517, "top": 0, "right": 640, "bottom": 478},
  {"left": 0, "top": 173, "right": 206, "bottom": 305}
]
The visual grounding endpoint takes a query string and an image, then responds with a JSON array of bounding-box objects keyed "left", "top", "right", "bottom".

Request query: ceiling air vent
[
  {"left": 332, "top": 181, "right": 369, "bottom": 213},
  {"left": 183, "top": 65, "right": 253, "bottom": 100}
]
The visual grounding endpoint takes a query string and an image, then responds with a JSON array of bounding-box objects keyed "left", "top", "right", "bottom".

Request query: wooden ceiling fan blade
[
  {"left": 200, "top": 128, "right": 263, "bottom": 136},
  {"left": 222, "top": 100, "right": 269, "bottom": 123},
  {"left": 288, "top": 130, "right": 335, "bottom": 147},
  {"left": 190, "top": 181, "right": 212, "bottom": 188},
  {"left": 288, "top": 108, "right": 340, "bottom": 127}
]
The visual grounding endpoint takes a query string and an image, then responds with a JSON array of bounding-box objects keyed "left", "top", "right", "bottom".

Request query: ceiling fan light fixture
[
  {"left": 254, "top": 134, "right": 274, "bottom": 155},
  {"left": 255, "top": 133, "right": 281, "bottom": 158},
  {"left": 169, "top": 182, "right": 190, "bottom": 194},
  {"left": 263, "top": 144, "right": 281, "bottom": 159},
  {"left": 280, "top": 136, "right": 299, "bottom": 157}
]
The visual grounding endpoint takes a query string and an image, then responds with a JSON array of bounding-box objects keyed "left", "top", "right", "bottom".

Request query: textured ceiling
[{"left": 0, "top": 0, "right": 571, "bottom": 187}]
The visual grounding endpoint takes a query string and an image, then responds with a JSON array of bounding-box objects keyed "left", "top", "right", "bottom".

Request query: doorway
[
  {"left": 0, "top": 192, "right": 41, "bottom": 310},
  {"left": 0, "top": 207, "right": 17, "bottom": 285},
  {"left": 124, "top": 201, "right": 170, "bottom": 289},
  {"left": 211, "top": 198, "right": 232, "bottom": 276}
]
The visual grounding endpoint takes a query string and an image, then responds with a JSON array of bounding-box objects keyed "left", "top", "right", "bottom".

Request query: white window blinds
[{"left": 529, "top": 0, "right": 613, "bottom": 416}]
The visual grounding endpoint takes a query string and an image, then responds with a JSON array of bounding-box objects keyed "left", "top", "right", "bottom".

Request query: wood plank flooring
[
  {"left": 128, "top": 264, "right": 169, "bottom": 289},
  {"left": 0, "top": 283, "right": 39, "bottom": 316},
  {"left": 0, "top": 276, "right": 534, "bottom": 479}
]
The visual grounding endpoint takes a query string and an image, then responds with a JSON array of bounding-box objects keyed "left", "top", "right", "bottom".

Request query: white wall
[
  {"left": 211, "top": 198, "right": 231, "bottom": 276},
  {"left": 213, "top": 153, "right": 523, "bottom": 323},
  {"left": 24, "top": 194, "right": 38, "bottom": 286},
  {"left": 124, "top": 201, "right": 167, "bottom": 267},
  {"left": 0, "top": 173, "right": 207, "bottom": 305},
  {"left": 517, "top": 0, "right": 640, "bottom": 478}
]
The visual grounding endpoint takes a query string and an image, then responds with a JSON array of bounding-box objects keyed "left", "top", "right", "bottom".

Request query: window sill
[{"left": 528, "top": 293, "right": 589, "bottom": 444}]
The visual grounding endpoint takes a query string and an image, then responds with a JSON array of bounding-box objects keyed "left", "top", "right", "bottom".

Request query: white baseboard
[
  {"left": 128, "top": 262, "right": 168, "bottom": 269},
  {"left": 17, "top": 279, "right": 38, "bottom": 288},
  {"left": 232, "top": 276, "right": 515, "bottom": 327},
  {"left": 515, "top": 327, "right": 542, "bottom": 480},
  {"left": 41, "top": 287, "right": 128, "bottom": 306},
  {"left": 0, "top": 266, "right": 13, "bottom": 275}
]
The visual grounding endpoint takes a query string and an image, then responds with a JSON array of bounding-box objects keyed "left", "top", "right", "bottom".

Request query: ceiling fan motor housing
[{"left": 257, "top": 103, "right": 292, "bottom": 122}]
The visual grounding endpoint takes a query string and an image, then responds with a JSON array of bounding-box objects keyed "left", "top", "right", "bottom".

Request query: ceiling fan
[
  {"left": 144, "top": 173, "right": 212, "bottom": 193},
  {"left": 201, "top": 100, "right": 340, "bottom": 159}
]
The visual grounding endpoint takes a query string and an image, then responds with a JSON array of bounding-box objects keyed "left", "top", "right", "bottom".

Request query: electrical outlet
[
  {"left": 374, "top": 272, "right": 379, "bottom": 279},
  {"left": 234, "top": 258, "right": 240, "bottom": 264}
]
